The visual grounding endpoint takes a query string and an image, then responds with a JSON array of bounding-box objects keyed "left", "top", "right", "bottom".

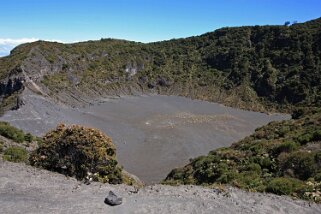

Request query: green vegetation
[
  {"left": 266, "top": 177, "right": 307, "bottom": 195},
  {"left": 1, "top": 18, "right": 321, "bottom": 112},
  {"left": 0, "top": 141, "right": 3, "bottom": 152},
  {"left": 0, "top": 121, "right": 36, "bottom": 144},
  {"left": 0, "top": 121, "right": 26, "bottom": 143},
  {"left": 3, "top": 146, "right": 28, "bottom": 162},
  {"left": 42, "top": 73, "right": 70, "bottom": 92},
  {"left": 0, "top": 93, "right": 21, "bottom": 116},
  {"left": 29, "top": 124, "right": 138, "bottom": 185},
  {"left": 164, "top": 110, "right": 321, "bottom": 202}
]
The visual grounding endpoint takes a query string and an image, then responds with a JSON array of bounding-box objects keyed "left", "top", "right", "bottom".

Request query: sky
[{"left": 1, "top": 0, "right": 320, "bottom": 56}]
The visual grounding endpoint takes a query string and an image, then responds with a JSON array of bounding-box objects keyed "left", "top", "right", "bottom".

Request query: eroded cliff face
[
  {"left": 0, "top": 44, "right": 84, "bottom": 112},
  {"left": 0, "top": 67, "right": 26, "bottom": 112},
  {"left": 20, "top": 46, "right": 82, "bottom": 81},
  {"left": 0, "top": 76, "right": 24, "bottom": 97},
  {"left": 0, "top": 44, "right": 66, "bottom": 111}
]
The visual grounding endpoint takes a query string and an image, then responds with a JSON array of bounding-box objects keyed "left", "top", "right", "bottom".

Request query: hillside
[
  {"left": 164, "top": 108, "right": 321, "bottom": 202},
  {"left": 1, "top": 17, "right": 321, "bottom": 113}
]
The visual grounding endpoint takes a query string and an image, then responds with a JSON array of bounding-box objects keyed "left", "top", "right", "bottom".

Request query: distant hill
[{"left": 1, "top": 17, "right": 321, "bottom": 113}]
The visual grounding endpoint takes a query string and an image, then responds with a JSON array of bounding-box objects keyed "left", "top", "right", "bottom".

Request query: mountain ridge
[{"left": 1, "top": 17, "right": 321, "bottom": 113}]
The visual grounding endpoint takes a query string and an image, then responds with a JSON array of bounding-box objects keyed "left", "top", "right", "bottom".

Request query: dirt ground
[{"left": 0, "top": 161, "right": 320, "bottom": 214}]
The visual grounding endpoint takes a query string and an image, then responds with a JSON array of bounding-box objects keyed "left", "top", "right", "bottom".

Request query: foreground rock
[
  {"left": 104, "top": 191, "right": 123, "bottom": 206},
  {"left": 0, "top": 161, "right": 320, "bottom": 214}
]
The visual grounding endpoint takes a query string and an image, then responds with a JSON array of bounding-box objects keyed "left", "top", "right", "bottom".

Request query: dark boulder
[{"left": 104, "top": 191, "right": 122, "bottom": 206}]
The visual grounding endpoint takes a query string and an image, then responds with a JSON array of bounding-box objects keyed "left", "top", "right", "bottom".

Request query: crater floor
[{"left": 0, "top": 91, "right": 289, "bottom": 183}]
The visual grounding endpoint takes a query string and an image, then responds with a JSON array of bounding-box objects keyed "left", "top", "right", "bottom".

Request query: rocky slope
[
  {"left": 1, "top": 160, "right": 320, "bottom": 214},
  {"left": 1, "top": 17, "right": 321, "bottom": 113}
]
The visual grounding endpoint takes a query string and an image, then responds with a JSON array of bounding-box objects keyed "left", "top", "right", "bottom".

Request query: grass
[
  {"left": 0, "top": 93, "right": 20, "bottom": 116},
  {"left": 0, "top": 121, "right": 26, "bottom": 143},
  {"left": 3, "top": 146, "right": 28, "bottom": 163}
]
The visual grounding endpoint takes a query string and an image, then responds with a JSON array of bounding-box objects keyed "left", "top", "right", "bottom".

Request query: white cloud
[
  {"left": 0, "top": 38, "right": 39, "bottom": 46},
  {"left": 0, "top": 38, "right": 64, "bottom": 57}
]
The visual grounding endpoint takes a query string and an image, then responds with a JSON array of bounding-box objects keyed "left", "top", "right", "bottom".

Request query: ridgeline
[{"left": 1, "top": 17, "right": 320, "bottom": 112}]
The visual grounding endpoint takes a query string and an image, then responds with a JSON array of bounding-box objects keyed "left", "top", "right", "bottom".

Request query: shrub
[
  {"left": 271, "top": 141, "right": 299, "bottom": 156},
  {"left": 280, "top": 151, "right": 317, "bottom": 180},
  {"left": 0, "top": 122, "right": 25, "bottom": 143},
  {"left": 312, "top": 130, "right": 321, "bottom": 141},
  {"left": 314, "top": 173, "right": 321, "bottom": 182},
  {"left": 291, "top": 109, "right": 305, "bottom": 119},
  {"left": 246, "top": 163, "right": 262, "bottom": 174},
  {"left": 297, "top": 133, "right": 313, "bottom": 145},
  {"left": 165, "top": 166, "right": 195, "bottom": 185},
  {"left": 249, "top": 143, "right": 265, "bottom": 154},
  {"left": 3, "top": 146, "right": 28, "bottom": 162},
  {"left": 192, "top": 155, "right": 231, "bottom": 184},
  {"left": 35, "top": 137, "right": 44, "bottom": 146},
  {"left": 24, "top": 133, "right": 34, "bottom": 142},
  {"left": 233, "top": 171, "right": 265, "bottom": 191},
  {"left": 29, "top": 124, "right": 124, "bottom": 184},
  {"left": 217, "top": 170, "right": 237, "bottom": 184},
  {"left": 266, "top": 177, "right": 305, "bottom": 195},
  {"left": 0, "top": 142, "right": 3, "bottom": 153},
  {"left": 278, "top": 126, "right": 290, "bottom": 137}
]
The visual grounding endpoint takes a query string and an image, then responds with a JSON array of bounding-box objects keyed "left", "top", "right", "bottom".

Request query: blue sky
[{"left": 1, "top": 0, "right": 320, "bottom": 56}]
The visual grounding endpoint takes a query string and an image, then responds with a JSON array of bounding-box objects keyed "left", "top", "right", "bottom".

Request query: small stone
[
  {"left": 84, "top": 178, "right": 92, "bottom": 185},
  {"left": 104, "top": 191, "right": 122, "bottom": 206}
]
